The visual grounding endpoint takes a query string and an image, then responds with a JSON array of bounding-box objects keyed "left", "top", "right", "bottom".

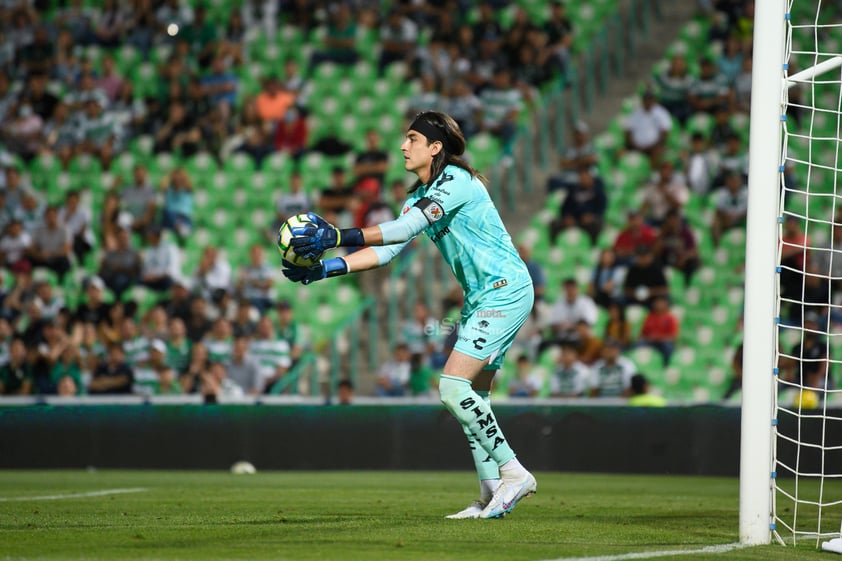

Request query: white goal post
[{"left": 741, "top": 0, "right": 842, "bottom": 547}]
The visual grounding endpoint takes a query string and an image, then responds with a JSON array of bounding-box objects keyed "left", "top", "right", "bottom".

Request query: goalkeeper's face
[{"left": 401, "top": 131, "right": 438, "bottom": 179}]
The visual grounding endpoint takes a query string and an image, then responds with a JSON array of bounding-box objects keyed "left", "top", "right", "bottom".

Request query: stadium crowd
[
  {"left": 0, "top": 0, "right": 809, "bottom": 403},
  {"left": 0, "top": 0, "right": 575, "bottom": 399}
]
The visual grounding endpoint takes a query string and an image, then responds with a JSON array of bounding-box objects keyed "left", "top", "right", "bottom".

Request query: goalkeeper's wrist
[
  {"left": 337, "top": 228, "right": 365, "bottom": 247},
  {"left": 323, "top": 257, "right": 348, "bottom": 278}
]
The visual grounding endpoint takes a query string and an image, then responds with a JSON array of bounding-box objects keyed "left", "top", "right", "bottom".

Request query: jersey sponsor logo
[
  {"left": 492, "top": 279, "right": 508, "bottom": 289},
  {"left": 472, "top": 337, "right": 487, "bottom": 350},
  {"left": 430, "top": 226, "right": 450, "bottom": 242},
  {"left": 478, "top": 320, "right": 490, "bottom": 329},
  {"left": 423, "top": 202, "right": 444, "bottom": 222},
  {"left": 436, "top": 172, "right": 454, "bottom": 187}
]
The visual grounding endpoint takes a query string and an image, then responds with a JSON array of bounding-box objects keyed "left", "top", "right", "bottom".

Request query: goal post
[
  {"left": 739, "top": 0, "right": 786, "bottom": 546},
  {"left": 742, "top": 0, "right": 842, "bottom": 548}
]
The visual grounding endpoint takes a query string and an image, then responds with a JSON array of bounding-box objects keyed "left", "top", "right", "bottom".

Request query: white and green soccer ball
[{"left": 277, "top": 213, "right": 322, "bottom": 267}]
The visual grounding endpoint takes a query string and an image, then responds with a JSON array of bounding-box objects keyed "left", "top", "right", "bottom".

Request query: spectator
[
  {"left": 226, "top": 335, "right": 262, "bottom": 396},
  {"left": 623, "top": 89, "right": 672, "bottom": 161},
  {"left": 518, "top": 244, "right": 546, "bottom": 301},
  {"left": 574, "top": 319, "right": 604, "bottom": 366},
  {"left": 99, "top": 190, "right": 123, "bottom": 252},
  {"left": 3, "top": 261, "right": 36, "bottom": 320},
  {"left": 275, "top": 300, "right": 302, "bottom": 362},
  {"left": 627, "top": 373, "right": 667, "bottom": 407},
  {"left": 154, "top": 100, "right": 201, "bottom": 156},
  {"left": 74, "top": 276, "right": 110, "bottom": 325},
  {"left": 508, "top": 354, "right": 543, "bottom": 398},
  {"left": 656, "top": 210, "right": 700, "bottom": 287},
  {"left": 166, "top": 316, "right": 192, "bottom": 376},
  {"left": 711, "top": 171, "right": 748, "bottom": 247},
  {"left": 24, "top": 73, "right": 58, "bottom": 122},
  {"left": 613, "top": 209, "right": 657, "bottom": 266},
  {"left": 88, "top": 342, "right": 133, "bottom": 394},
  {"left": 200, "top": 361, "right": 244, "bottom": 401},
  {"left": 77, "top": 95, "right": 121, "bottom": 170},
  {"left": 352, "top": 129, "right": 390, "bottom": 194},
  {"left": 709, "top": 104, "right": 737, "bottom": 150},
  {"left": 713, "top": 133, "right": 749, "bottom": 187},
  {"left": 640, "top": 160, "right": 689, "bottom": 227},
  {"left": 479, "top": 67, "right": 523, "bottom": 163},
  {"left": 734, "top": 56, "right": 753, "bottom": 114},
  {"left": 185, "top": 295, "right": 213, "bottom": 343},
  {"left": 718, "top": 35, "right": 744, "bottom": 85},
  {"left": 249, "top": 316, "right": 292, "bottom": 393},
  {"left": 689, "top": 57, "right": 730, "bottom": 115},
  {"left": 6, "top": 102, "right": 44, "bottom": 162},
  {"left": 231, "top": 299, "right": 258, "bottom": 339},
  {"left": 0, "top": 337, "right": 32, "bottom": 395},
  {"left": 28, "top": 205, "right": 73, "bottom": 283},
  {"left": 654, "top": 53, "right": 694, "bottom": 125},
  {"left": 635, "top": 296, "right": 680, "bottom": 366},
  {"left": 272, "top": 171, "right": 312, "bottom": 234},
  {"left": 547, "top": 121, "right": 597, "bottom": 193},
  {"left": 623, "top": 246, "right": 669, "bottom": 309},
  {"left": 310, "top": 3, "right": 359, "bottom": 66},
  {"left": 181, "top": 341, "right": 209, "bottom": 393},
  {"left": 682, "top": 132, "right": 717, "bottom": 195},
  {"left": 140, "top": 226, "right": 180, "bottom": 293},
  {"left": 544, "top": 278, "right": 598, "bottom": 346},
  {"left": 408, "top": 73, "right": 444, "bottom": 118},
  {"left": 589, "top": 339, "right": 636, "bottom": 397},
  {"left": 549, "top": 343, "right": 589, "bottom": 397},
  {"left": 603, "top": 301, "right": 632, "bottom": 350},
  {"left": 376, "top": 342, "right": 411, "bottom": 397},
  {"left": 378, "top": 9, "right": 419, "bottom": 74},
  {"left": 180, "top": 3, "right": 218, "bottom": 67},
  {"left": 588, "top": 248, "right": 625, "bottom": 308},
  {"left": 193, "top": 245, "right": 232, "bottom": 302},
  {"left": 408, "top": 352, "right": 437, "bottom": 397},
  {"left": 550, "top": 165, "right": 607, "bottom": 245},
  {"left": 57, "top": 190, "right": 93, "bottom": 264},
  {"left": 2, "top": 165, "right": 28, "bottom": 216},
  {"left": 272, "top": 106, "right": 308, "bottom": 161},
  {"left": 98, "top": 228, "right": 142, "bottom": 300},
  {"left": 255, "top": 75, "right": 296, "bottom": 124},
  {"left": 201, "top": 56, "right": 238, "bottom": 117},
  {"left": 237, "top": 243, "right": 274, "bottom": 315},
  {"left": 0, "top": 219, "right": 32, "bottom": 270},
  {"left": 780, "top": 215, "right": 810, "bottom": 323},
  {"left": 203, "top": 317, "right": 233, "bottom": 364},
  {"left": 336, "top": 378, "right": 354, "bottom": 405},
  {"left": 121, "top": 165, "right": 158, "bottom": 235},
  {"left": 33, "top": 281, "right": 64, "bottom": 321},
  {"left": 160, "top": 167, "right": 194, "bottom": 245},
  {"left": 18, "top": 190, "right": 46, "bottom": 233},
  {"left": 543, "top": 0, "right": 574, "bottom": 77},
  {"left": 318, "top": 166, "right": 353, "bottom": 216}
]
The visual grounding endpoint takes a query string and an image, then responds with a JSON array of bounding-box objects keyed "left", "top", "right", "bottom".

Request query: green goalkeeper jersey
[{"left": 401, "top": 165, "right": 531, "bottom": 313}]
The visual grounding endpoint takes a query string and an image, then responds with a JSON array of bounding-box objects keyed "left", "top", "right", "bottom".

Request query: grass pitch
[{"left": 0, "top": 470, "right": 831, "bottom": 561}]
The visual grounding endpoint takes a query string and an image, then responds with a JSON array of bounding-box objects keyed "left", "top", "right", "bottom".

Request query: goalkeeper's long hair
[{"left": 408, "top": 111, "right": 488, "bottom": 193}]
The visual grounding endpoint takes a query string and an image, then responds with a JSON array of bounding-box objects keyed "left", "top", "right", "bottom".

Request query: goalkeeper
[{"left": 283, "top": 111, "right": 536, "bottom": 519}]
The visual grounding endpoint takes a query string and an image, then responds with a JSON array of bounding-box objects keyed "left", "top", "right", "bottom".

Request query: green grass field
[{"left": 0, "top": 470, "right": 832, "bottom": 561}]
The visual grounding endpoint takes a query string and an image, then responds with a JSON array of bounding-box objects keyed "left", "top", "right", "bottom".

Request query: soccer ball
[
  {"left": 277, "top": 213, "right": 322, "bottom": 267},
  {"left": 230, "top": 461, "right": 257, "bottom": 475}
]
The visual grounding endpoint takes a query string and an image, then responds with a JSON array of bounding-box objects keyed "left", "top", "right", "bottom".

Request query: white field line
[
  {"left": 536, "top": 542, "right": 749, "bottom": 561},
  {"left": 0, "top": 488, "right": 147, "bottom": 502}
]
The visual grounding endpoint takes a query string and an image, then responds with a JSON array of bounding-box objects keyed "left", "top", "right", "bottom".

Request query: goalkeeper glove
[
  {"left": 281, "top": 257, "right": 348, "bottom": 285},
  {"left": 290, "top": 212, "right": 364, "bottom": 261}
]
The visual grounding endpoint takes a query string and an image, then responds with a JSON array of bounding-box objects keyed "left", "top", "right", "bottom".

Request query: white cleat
[
  {"left": 445, "top": 499, "right": 487, "bottom": 519},
  {"left": 479, "top": 471, "right": 536, "bottom": 519}
]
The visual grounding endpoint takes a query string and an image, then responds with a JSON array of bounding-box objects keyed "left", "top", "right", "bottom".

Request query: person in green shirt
[
  {"left": 51, "top": 345, "right": 84, "bottom": 396},
  {"left": 627, "top": 373, "right": 667, "bottom": 407},
  {"left": 408, "top": 352, "right": 437, "bottom": 397}
]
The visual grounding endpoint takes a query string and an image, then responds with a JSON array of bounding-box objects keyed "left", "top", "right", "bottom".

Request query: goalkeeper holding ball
[{"left": 283, "top": 111, "right": 536, "bottom": 519}]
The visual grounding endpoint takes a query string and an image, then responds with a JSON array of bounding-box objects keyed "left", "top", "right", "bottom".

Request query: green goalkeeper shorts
[{"left": 453, "top": 281, "right": 535, "bottom": 370}]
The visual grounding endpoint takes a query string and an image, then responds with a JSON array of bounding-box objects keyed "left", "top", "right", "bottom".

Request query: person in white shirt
[
  {"left": 623, "top": 90, "right": 673, "bottom": 160},
  {"left": 141, "top": 226, "right": 181, "bottom": 292},
  {"left": 376, "top": 342, "right": 411, "bottom": 397},
  {"left": 589, "top": 339, "right": 636, "bottom": 397},
  {"left": 193, "top": 245, "right": 232, "bottom": 302},
  {"left": 236, "top": 243, "right": 274, "bottom": 314},
  {"left": 640, "top": 160, "right": 689, "bottom": 227},
  {"left": 711, "top": 170, "right": 748, "bottom": 247},
  {"left": 545, "top": 278, "right": 598, "bottom": 345},
  {"left": 57, "top": 189, "right": 94, "bottom": 263}
]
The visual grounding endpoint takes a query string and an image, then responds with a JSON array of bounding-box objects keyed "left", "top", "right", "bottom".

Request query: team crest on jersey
[{"left": 423, "top": 202, "right": 444, "bottom": 222}]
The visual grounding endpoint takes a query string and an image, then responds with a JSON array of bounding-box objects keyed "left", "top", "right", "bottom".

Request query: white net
[{"left": 774, "top": 0, "right": 842, "bottom": 546}]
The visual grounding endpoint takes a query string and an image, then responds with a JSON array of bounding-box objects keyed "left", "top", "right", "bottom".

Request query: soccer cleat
[
  {"left": 445, "top": 499, "right": 487, "bottom": 520},
  {"left": 479, "top": 471, "right": 536, "bottom": 519}
]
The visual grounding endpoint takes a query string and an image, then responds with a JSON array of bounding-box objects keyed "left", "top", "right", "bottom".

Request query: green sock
[
  {"left": 461, "top": 390, "right": 500, "bottom": 483},
  {"left": 439, "top": 375, "right": 516, "bottom": 467}
]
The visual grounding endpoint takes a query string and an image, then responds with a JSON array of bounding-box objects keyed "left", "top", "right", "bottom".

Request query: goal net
[{"left": 765, "top": 0, "right": 842, "bottom": 548}]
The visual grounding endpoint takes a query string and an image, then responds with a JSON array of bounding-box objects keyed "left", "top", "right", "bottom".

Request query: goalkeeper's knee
[{"left": 439, "top": 375, "right": 473, "bottom": 412}]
